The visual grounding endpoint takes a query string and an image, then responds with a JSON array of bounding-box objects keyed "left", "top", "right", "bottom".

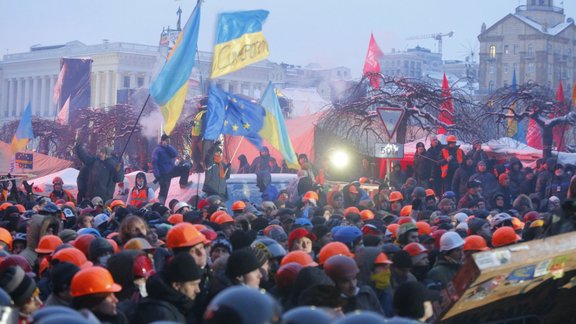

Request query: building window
[
  {"left": 123, "top": 76, "right": 130, "bottom": 88},
  {"left": 504, "top": 45, "right": 509, "bottom": 54},
  {"left": 513, "top": 45, "right": 518, "bottom": 55},
  {"left": 137, "top": 77, "right": 144, "bottom": 87},
  {"left": 489, "top": 64, "right": 496, "bottom": 74},
  {"left": 489, "top": 45, "right": 496, "bottom": 58},
  {"left": 504, "top": 63, "right": 509, "bottom": 74},
  {"left": 489, "top": 81, "right": 495, "bottom": 93},
  {"left": 527, "top": 63, "right": 535, "bottom": 73},
  {"left": 528, "top": 44, "right": 534, "bottom": 56}
]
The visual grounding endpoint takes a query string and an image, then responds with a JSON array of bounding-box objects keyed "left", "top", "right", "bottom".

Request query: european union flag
[{"left": 204, "top": 83, "right": 265, "bottom": 148}]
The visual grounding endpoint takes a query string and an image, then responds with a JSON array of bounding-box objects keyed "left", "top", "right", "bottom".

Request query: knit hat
[
  {"left": 264, "top": 225, "right": 288, "bottom": 243},
  {"left": 164, "top": 253, "right": 201, "bottom": 283},
  {"left": 211, "top": 237, "right": 233, "bottom": 255},
  {"left": 225, "top": 248, "right": 262, "bottom": 279},
  {"left": 50, "top": 262, "right": 80, "bottom": 294},
  {"left": 59, "top": 229, "right": 78, "bottom": 243},
  {"left": 0, "top": 266, "right": 36, "bottom": 306}
]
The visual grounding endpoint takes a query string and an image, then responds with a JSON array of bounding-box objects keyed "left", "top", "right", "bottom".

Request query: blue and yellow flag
[
  {"left": 149, "top": 3, "right": 201, "bottom": 135},
  {"left": 211, "top": 10, "right": 269, "bottom": 79},
  {"left": 259, "top": 82, "right": 298, "bottom": 168},
  {"left": 11, "top": 102, "right": 34, "bottom": 153},
  {"left": 204, "top": 83, "right": 265, "bottom": 148}
]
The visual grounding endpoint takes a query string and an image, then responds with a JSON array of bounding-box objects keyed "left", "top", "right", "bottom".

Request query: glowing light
[{"left": 330, "top": 150, "right": 350, "bottom": 169}]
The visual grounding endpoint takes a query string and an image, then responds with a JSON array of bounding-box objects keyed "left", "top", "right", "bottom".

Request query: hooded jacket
[
  {"left": 126, "top": 172, "right": 155, "bottom": 208},
  {"left": 426, "top": 255, "right": 461, "bottom": 287},
  {"left": 203, "top": 144, "right": 230, "bottom": 199},
  {"left": 470, "top": 170, "right": 499, "bottom": 208},
  {"left": 132, "top": 272, "right": 195, "bottom": 324},
  {"left": 19, "top": 214, "right": 61, "bottom": 267},
  {"left": 355, "top": 247, "right": 394, "bottom": 317},
  {"left": 508, "top": 157, "right": 524, "bottom": 199},
  {"left": 451, "top": 161, "right": 474, "bottom": 199}
]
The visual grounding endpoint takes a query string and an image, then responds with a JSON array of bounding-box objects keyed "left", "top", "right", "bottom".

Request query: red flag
[
  {"left": 57, "top": 96, "right": 70, "bottom": 126},
  {"left": 363, "top": 33, "right": 383, "bottom": 88},
  {"left": 553, "top": 80, "right": 566, "bottom": 151},
  {"left": 438, "top": 73, "right": 453, "bottom": 135},
  {"left": 526, "top": 118, "right": 542, "bottom": 149}
]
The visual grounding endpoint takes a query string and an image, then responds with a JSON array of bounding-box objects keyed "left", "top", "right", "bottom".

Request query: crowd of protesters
[{"left": 0, "top": 134, "right": 575, "bottom": 323}]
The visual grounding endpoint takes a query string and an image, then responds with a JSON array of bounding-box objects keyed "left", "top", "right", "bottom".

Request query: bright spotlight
[{"left": 330, "top": 150, "right": 350, "bottom": 169}]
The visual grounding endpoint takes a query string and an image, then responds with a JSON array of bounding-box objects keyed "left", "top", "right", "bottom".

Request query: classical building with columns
[{"left": 0, "top": 40, "right": 351, "bottom": 121}]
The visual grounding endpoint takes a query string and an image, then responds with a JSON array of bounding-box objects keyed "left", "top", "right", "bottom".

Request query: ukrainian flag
[
  {"left": 149, "top": 3, "right": 201, "bottom": 135},
  {"left": 11, "top": 102, "right": 34, "bottom": 153},
  {"left": 259, "top": 82, "right": 298, "bottom": 168},
  {"left": 211, "top": 10, "right": 269, "bottom": 79}
]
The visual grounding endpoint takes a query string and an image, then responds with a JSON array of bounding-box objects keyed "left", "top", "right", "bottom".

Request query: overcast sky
[{"left": 2, "top": 0, "right": 576, "bottom": 77}]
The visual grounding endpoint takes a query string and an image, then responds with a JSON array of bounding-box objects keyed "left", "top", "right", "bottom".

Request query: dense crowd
[{"left": 0, "top": 134, "right": 575, "bottom": 323}]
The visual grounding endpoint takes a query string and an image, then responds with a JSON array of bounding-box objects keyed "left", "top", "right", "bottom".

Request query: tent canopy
[{"left": 0, "top": 141, "right": 74, "bottom": 179}]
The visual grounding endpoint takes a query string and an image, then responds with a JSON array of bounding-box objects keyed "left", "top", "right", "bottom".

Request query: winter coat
[
  {"left": 202, "top": 145, "right": 230, "bottom": 199},
  {"left": 76, "top": 145, "right": 124, "bottom": 202},
  {"left": 547, "top": 174, "right": 570, "bottom": 202},
  {"left": 468, "top": 148, "right": 489, "bottom": 166},
  {"left": 152, "top": 144, "right": 178, "bottom": 178},
  {"left": 426, "top": 256, "right": 461, "bottom": 287},
  {"left": 470, "top": 171, "right": 499, "bottom": 208},
  {"left": 452, "top": 164, "right": 474, "bottom": 199},
  {"left": 132, "top": 272, "right": 195, "bottom": 324},
  {"left": 508, "top": 157, "right": 524, "bottom": 199},
  {"left": 341, "top": 285, "right": 384, "bottom": 314},
  {"left": 355, "top": 247, "right": 394, "bottom": 316},
  {"left": 425, "top": 144, "right": 443, "bottom": 181},
  {"left": 19, "top": 214, "right": 61, "bottom": 267},
  {"left": 520, "top": 177, "right": 537, "bottom": 196},
  {"left": 413, "top": 152, "right": 430, "bottom": 185},
  {"left": 535, "top": 170, "right": 554, "bottom": 200}
]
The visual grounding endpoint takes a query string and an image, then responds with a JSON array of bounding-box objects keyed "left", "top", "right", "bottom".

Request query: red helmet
[
  {"left": 403, "top": 242, "right": 428, "bottom": 257},
  {"left": 133, "top": 254, "right": 156, "bottom": 279},
  {"left": 52, "top": 177, "right": 64, "bottom": 185}
]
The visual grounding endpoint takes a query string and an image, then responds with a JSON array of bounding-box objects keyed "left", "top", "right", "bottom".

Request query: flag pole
[
  {"left": 230, "top": 136, "right": 244, "bottom": 162},
  {"left": 119, "top": 94, "right": 151, "bottom": 160}
]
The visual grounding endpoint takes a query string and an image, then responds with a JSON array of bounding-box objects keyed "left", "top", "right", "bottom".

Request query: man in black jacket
[
  {"left": 132, "top": 253, "right": 202, "bottom": 324},
  {"left": 76, "top": 144, "right": 124, "bottom": 202}
]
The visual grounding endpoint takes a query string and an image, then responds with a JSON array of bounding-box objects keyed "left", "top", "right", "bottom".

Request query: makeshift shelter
[{"left": 30, "top": 168, "right": 79, "bottom": 197}]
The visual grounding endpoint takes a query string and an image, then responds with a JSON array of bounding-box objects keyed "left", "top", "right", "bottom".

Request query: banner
[{"left": 53, "top": 58, "right": 93, "bottom": 118}]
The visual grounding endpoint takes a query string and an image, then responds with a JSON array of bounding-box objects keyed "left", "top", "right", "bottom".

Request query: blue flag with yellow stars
[{"left": 204, "top": 83, "right": 265, "bottom": 149}]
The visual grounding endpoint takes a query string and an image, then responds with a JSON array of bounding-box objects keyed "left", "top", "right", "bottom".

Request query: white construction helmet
[{"left": 440, "top": 231, "right": 465, "bottom": 252}]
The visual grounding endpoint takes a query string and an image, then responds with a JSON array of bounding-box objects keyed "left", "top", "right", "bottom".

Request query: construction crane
[{"left": 406, "top": 31, "right": 454, "bottom": 56}]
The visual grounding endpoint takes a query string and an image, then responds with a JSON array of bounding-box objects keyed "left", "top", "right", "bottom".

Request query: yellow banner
[{"left": 211, "top": 31, "right": 269, "bottom": 79}]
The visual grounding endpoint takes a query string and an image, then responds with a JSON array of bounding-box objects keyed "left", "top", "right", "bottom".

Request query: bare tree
[
  {"left": 480, "top": 82, "right": 576, "bottom": 159},
  {"left": 318, "top": 73, "right": 480, "bottom": 155}
]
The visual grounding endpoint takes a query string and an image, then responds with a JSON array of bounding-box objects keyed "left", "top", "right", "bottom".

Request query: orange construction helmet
[
  {"left": 446, "top": 135, "right": 457, "bottom": 143},
  {"left": 403, "top": 242, "right": 428, "bottom": 257},
  {"left": 387, "top": 223, "right": 400, "bottom": 238},
  {"left": 511, "top": 217, "right": 525, "bottom": 231},
  {"left": 280, "top": 251, "right": 318, "bottom": 267},
  {"left": 35, "top": 235, "right": 63, "bottom": 254},
  {"left": 303, "top": 191, "right": 319, "bottom": 202},
  {"left": 52, "top": 247, "right": 93, "bottom": 269},
  {"left": 209, "top": 210, "right": 227, "bottom": 223},
  {"left": 359, "top": 177, "right": 369, "bottom": 184},
  {"left": 374, "top": 252, "right": 393, "bottom": 265},
  {"left": 123, "top": 237, "right": 154, "bottom": 251},
  {"left": 70, "top": 266, "right": 122, "bottom": 297},
  {"left": 38, "top": 258, "right": 49, "bottom": 277},
  {"left": 0, "top": 202, "right": 13, "bottom": 211},
  {"left": 464, "top": 235, "right": 490, "bottom": 252},
  {"left": 15, "top": 204, "right": 26, "bottom": 213},
  {"left": 73, "top": 234, "right": 96, "bottom": 258},
  {"left": 344, "top": 207, "right": 360, "bottom": 218},
  {"left": 416, "top": 222, "right": 431, "bottom": 235},
  {"left": 400, "top": 205, "right": 413, "bottom": 217},
  {"left": 107, "top": 238, "right": 120, "bottom": 253},
  {"left": 64, "top": 201, "right": 76, "bottom": 210},
  {"left": 492, "top": 227, "right": 520, "bottom": 248},
  {"left": 110, "top": 200, "right": 126, "bottom": 209},
  {"left": 318, "top": 242, "right": 354, "bottom": 265},
  {"left": 231, "top": 201, "right": 246, "bottom": 212},
  {"left": 425, "top": 189, "right": 435, "bottom": 197},
  {"left": 166, "top": 223, "right": 209, "bottom": 249},
  {"left": 168, "top": 214, "right": 184, "bottom": 225},
  {"left": 360, "top": 209, "right": 375, "bottom": 221},
  {"left": 389, "top": 191, "right": 403, "bottom": 202},
  {"left": 214, "top": 213, "right": 234, "bottom": 225},
  {"left": 0, "top": 228, "right": 12, "bottom": 249}
]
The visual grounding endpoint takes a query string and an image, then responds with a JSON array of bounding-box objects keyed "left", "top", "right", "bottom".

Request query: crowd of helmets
[{"left": 0, "top": 153, "right": 576, "bottom": 324}]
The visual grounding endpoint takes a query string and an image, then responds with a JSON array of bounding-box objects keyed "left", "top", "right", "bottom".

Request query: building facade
[
  {"left": 380, "top": 46, "right": 443, "bottom": 78},
  {"left": 0, "top": 40, "right": 351, "bottom": 120},
  {"left": 478, "top": 0, "right": 576, "bottom": 95}
]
